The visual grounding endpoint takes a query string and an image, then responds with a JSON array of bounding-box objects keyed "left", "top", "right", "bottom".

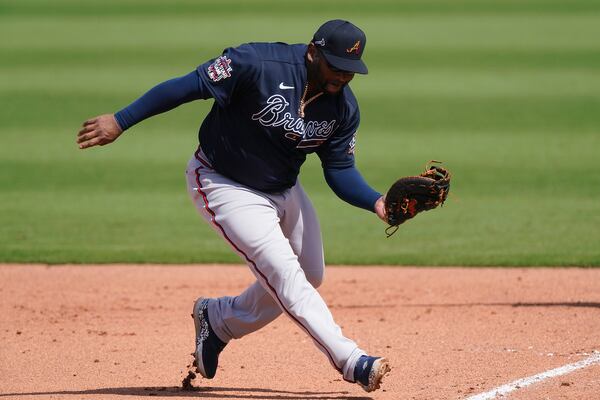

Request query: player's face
[{"left": 309, "top": 47, "right": 355, "bottom": 95}]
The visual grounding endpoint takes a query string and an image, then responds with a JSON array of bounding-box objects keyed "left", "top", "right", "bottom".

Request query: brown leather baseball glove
[{"left": 384, "top": 161, "right": 451, "bottom": 237}]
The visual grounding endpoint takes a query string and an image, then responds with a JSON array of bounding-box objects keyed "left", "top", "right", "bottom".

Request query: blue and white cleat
[
  {"left": 353, "top": 355, "right": 391, "bottom": 392},
  {"left": 192, "top": 297, "right": 227, "bottom": 379}
]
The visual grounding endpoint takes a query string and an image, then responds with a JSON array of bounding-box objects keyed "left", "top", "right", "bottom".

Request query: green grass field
[{"left": 1, "top": 0, "right": 599, "bottom": 266}]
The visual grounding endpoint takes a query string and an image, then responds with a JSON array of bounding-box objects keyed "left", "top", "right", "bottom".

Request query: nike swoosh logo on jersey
[{"left": 279, "top": 82, "right": 294, "bottom": 90}]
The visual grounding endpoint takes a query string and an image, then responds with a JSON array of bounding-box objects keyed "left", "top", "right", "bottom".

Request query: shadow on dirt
[
  {"left": 331, "top": 301, "right": 600, "bottom": 309},
  {"left": 404, "top": 301, "right": 600, "bottom": 308},
  {"left": 0, "top": 386, "right": 373, "bottom": 400}
]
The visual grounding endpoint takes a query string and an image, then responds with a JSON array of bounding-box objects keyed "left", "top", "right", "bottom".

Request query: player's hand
[
  {"left": 374, "top": 195, "right": 387, "bottom": 223},
  {"left": 77, "top": 114, "right": 123, "bottom": 149}
]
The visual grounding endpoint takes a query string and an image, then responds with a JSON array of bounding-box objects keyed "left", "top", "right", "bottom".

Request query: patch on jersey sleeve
[
  {"left": 207, "top": 56, "right": 233, "bottom": 82},
  {"left": 347, "top": 132, "right": 357, "bottom": 154}
]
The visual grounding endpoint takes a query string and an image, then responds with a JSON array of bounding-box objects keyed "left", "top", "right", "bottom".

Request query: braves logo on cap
[
  {"left": 312, "top": 20, "right": 368, "bottom": 74},
  {"left": 346, "top": 40, "right": 361, "bottom": 55}
]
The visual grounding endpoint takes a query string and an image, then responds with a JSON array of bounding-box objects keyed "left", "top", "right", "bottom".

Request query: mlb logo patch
[{"left": 207, "top": 56, "right": 233, "bottom": 82}]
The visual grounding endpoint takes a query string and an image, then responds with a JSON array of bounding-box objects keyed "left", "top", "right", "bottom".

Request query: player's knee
[{"left": 304, "top": 268, "right": 324, "bottom": 288}]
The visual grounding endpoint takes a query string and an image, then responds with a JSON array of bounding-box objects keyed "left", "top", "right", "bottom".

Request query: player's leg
[
  {"left": 277, "top": 180, "right": 390, "bottom": 392},
  {"left": 186, "top": 152, "right": 282, "bottom": 343},
  {"left": 279, "top": 181, "right": 370, "bottom": 381},
  {"left": 186, "top": 168, "right": 323, "bottom": 343},
  {"left": 186, "top": 154, "right": 282, "bottom": 378},
  {"left": 279, "top": 180, "right": 325, "bottom": 289},
  {"left": 186, "top": 152, "right": 363, "bottom": 381},
  {"left": 208, "top": 281, "right": 280, "bottom": 340},
  {"left": 209, "top": 185, "right": 326, "bottom": 341},
  {"left": 208, "top": 180, "right": 327, "bottom": 343}
]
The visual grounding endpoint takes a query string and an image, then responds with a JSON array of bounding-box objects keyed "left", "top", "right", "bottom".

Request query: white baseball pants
[{"left": 185, "top": 148, "right": 365, "bottom": 381}]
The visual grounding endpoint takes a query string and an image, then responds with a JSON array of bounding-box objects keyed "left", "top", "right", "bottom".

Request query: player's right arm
[
  {"left": 77, "top": 44, "right": 259, "bottom": 150},
  {"left": 77, "top": 114, "right": 123, "bottom": 149},
  {"left": 77, "top": 71, "right": 209, "bottom": 150}
]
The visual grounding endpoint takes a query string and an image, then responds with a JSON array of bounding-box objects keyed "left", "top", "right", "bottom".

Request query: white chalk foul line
[{"left": 466, "top": 351, "right": 600, "bottom": 400}]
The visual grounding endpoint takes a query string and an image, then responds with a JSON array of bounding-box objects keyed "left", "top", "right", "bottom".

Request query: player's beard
[
  {"left": 306, "top": 56, "right": 345, "bottom": 96},
  {"left": 321, "top": 80, "right": 347, "bottom": 95},
  {"left": 311, "top": 72, "right": 346, "bottom": 96}
]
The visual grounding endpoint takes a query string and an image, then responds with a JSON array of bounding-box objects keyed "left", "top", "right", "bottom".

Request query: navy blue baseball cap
[{"left": 312, "top": 19, "right": 368, "bottom": 74}]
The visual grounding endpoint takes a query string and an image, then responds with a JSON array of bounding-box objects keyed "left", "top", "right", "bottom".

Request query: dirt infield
[{"left": 1, "top": 265, "right": 599, "bottom": 400}]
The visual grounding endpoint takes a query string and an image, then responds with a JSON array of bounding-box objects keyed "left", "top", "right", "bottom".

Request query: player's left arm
[
  {"left": 317, "top": 95, "right": 386, "bottom": 222},
  {"left": 374, "top": 195, "right": 386, "bottom": 221},
  {"left": 323, "top": 166, "right": 386, "bottom": 222}
]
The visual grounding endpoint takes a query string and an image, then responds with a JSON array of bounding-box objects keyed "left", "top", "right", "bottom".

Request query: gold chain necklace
[{"left": 298, "top": 82, "right": 323, "bottom": 118}]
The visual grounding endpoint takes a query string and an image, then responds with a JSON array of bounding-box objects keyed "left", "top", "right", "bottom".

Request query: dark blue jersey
[
  {"left": 197, "top": 42, "right": 360, "bottom": 193},
  {"left": 114, "top": 42, "right": 381, "bottom": 211}
]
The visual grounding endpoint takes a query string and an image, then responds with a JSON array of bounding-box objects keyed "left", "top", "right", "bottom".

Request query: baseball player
[{"left": 77, "top": 20, "right": 390, "bottom": 392}]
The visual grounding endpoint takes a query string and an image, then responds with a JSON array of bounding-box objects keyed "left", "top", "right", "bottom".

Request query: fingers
[
  {"left": 374, "top": 195, "right": 387, "bottom": 223},
  {"left": 77, "top": 129, "right": 102, "bottom": 149},
  {"left": 77, "top": 118, "right": 99, "bottom": 148},
  {"left": 83, "top": 117, "right": 98, "bottom": 126},
  {"left": 76, "top": 126, "right": 110, "bottom": 149},
  {"left": 77, "top": 114, "right": 119, "bottom": 149},
  {"left": 78, "top": 136, "right": 103, "bottom": 149},
  {"left": 78, "top": 124, "right": 94, "bottom": 136},
  {"left": 76, "top": 130, "right": 96, "bottom": 143}
]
